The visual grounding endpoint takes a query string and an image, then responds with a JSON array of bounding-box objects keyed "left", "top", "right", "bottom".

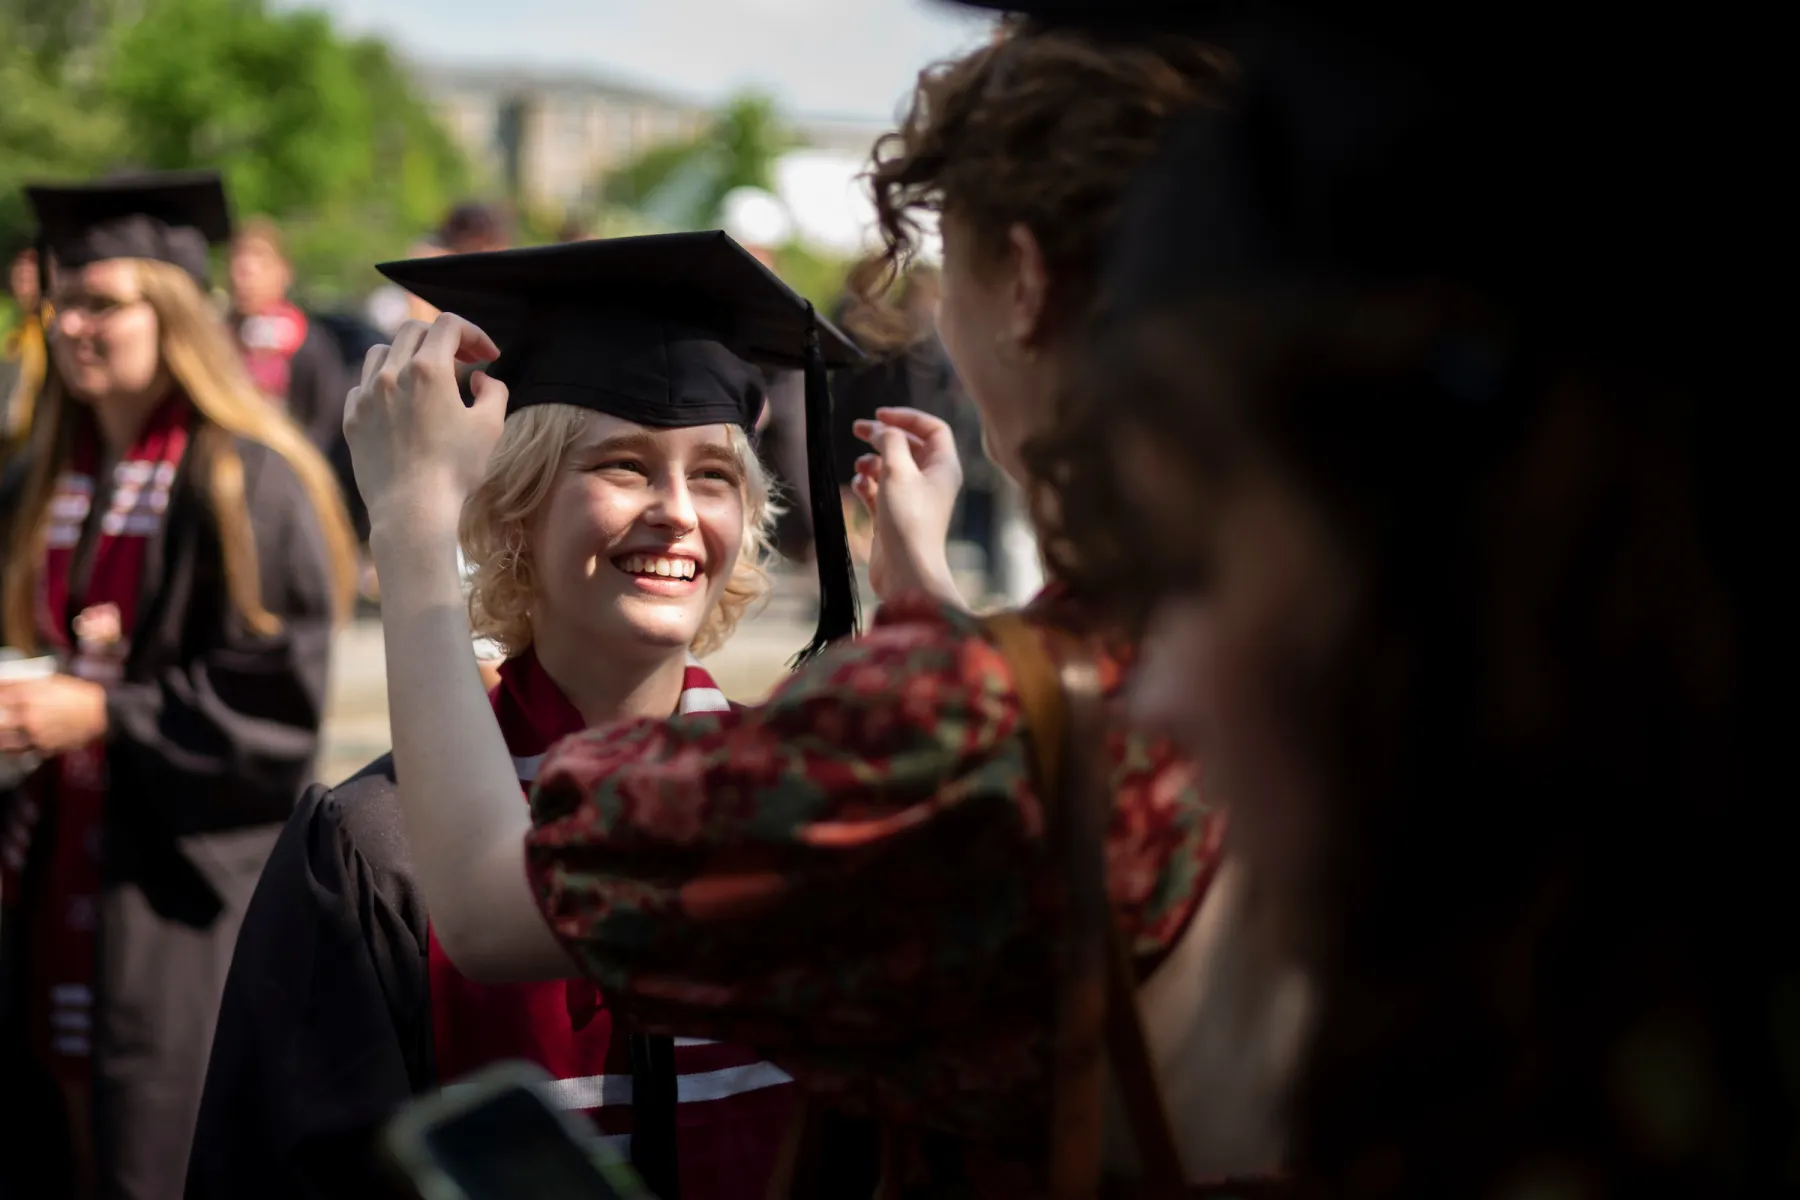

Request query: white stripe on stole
[
  {"left": 538, "top": 1061, "right": 794, "bottom": 1112},
  {"left": 512, "top": 752, "right": 545, "bottom": 784},
  {"left": 511, "top": 654, "right": 728, "bottom": 783},
  {"left": 679, "top": 652, "right": 731, "bottom": 715}
]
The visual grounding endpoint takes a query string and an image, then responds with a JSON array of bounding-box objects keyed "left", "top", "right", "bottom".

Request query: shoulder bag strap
[{"left": 984, "top": 612, "right": 1189, "bottom": 1200}]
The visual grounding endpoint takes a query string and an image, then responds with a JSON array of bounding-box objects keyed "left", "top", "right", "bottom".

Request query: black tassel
[
  {"left": 628, "top": 1033, "right": 680, "bottom": 1199},
  {"left": 34, "top": 232, "right": 50, "bottom": 322},
  {"left": 792, "top": 304, "right": 860, "bottom": 666}
]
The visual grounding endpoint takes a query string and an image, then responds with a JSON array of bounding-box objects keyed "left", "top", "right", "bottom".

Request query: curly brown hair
[{"left": 857, "top": 20, "right": 1231, "bottom": 351}]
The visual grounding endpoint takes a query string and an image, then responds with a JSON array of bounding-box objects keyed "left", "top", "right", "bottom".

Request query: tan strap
[
  {"left": 1105, "top": 913, "right": 1188, "bottom": 1197},
  {"left": 985, "top": 613, "right": 1191, "bottom": 1200},
  {"left": 985, "top": 612, "right": 1067, "bottom": 801},
  {"left": 764, "top": 1093, "right": 814, "bottom": 1200},
  {"left": 1045, "top": 643, "right": 1114, "bottom": 1200}
]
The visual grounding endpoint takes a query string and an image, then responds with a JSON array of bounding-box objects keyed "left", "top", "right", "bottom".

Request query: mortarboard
[
  {"left": 377, "top": 231, "right": 865, "bottom": 663},
  {"left": 25, "top": 170, "right": 232, "bottom": 287}
]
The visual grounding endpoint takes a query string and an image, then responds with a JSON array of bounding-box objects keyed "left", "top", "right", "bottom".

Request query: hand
[
  {"left": 0, "top": 675, "right": 108, "bottom": 758},
  {"left": 851, "top": 406, "right": 966, "bottom": 608},
  {"left": 342, "top": 314, "right": 507, "bottom": 542}
]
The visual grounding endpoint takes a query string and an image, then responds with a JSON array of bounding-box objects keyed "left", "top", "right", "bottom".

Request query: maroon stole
[
  {"left": 236, "top": 301, "right": 309, "bottom": 403},
  {"left": 426, "top": 649, "right": 795, "bottom": 1200},
  {"left": 0, "top": 396, "right": 191, "bottom": 1094}
]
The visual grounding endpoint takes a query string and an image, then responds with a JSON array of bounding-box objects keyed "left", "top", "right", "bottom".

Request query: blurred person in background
[
  {"left": 355, "top": 202, "right": 513, "bottom": 617},
  {"left": 721, "top": 187, "right": 815, "bottom": 569},
  {"left": 227, "top": 217, "right": 347, "bottom": 459},
  {"left": 191, "top": 239, "right": 809, "bottom": 1200},
  {"left": 384, "top": 202, "right": 511, "bottom": 330},
  {"left": 0, "top": 172, "right": 356, "bottom": 1200},
  {"left": 1015, "top": 2, "right": 1790, "bottom": 1195},
  {"left": 3, "top": 239, "right": 46, "bottom": 461},
  {"left": 340, "top": 26, "right": 1305, "bottom": 1199}
]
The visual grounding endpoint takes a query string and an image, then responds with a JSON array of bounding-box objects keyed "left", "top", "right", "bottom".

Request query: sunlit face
[
  {"left": 531, "top": 413, "right": 747, "bottom": 656},
  {"left": 935, "top": 215, "right": 1035, "bottom": 481},
  {"left": 1118, "top": 425, "right": 1354, "bottom": 917},
  {"left": 228, "top": 234, "right": 292, "bottom": 315},
  {"left": 47, "top": 259, "right": 166, "bottom": 404}
]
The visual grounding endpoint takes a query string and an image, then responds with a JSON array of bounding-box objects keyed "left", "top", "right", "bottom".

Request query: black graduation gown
[
  {"left": 184, "top": 759, "right": 430, "bottom": 1200},
  {"left": 190, "top": 762, "right": 704, "bottom": 1200},
  {"left": 0, "top": 433, "right": 336, "bottom": 1200},
  {"left": 190, "top": 768, "right": 882, "bottom": 1200},
  {"left": 283, "top": 321, "right": 349, "bottom": 461}
]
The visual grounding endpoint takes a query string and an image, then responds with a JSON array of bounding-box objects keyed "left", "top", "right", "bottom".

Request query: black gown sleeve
[
  {"left": 103, "top": 440, "right": 336, "bottom": 834},
  {"left": 186, "top": 757, "right": 434, "bottom": 1200},
  {"left": 285, "top": 322, "right": 350, "bottom": 459}
]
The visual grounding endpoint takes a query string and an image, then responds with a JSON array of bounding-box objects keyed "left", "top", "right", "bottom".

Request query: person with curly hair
[{"left": 1013, "top": 3, "right": 1790, "bottom": 1195}]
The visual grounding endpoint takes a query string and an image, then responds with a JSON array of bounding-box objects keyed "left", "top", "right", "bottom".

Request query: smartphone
[{"left": 384, "top": 1061, "right": 654, "bottom": 1200}]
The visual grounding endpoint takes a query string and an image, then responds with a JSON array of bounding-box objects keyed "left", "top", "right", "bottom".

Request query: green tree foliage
[
  {"left": 0, "top": 0, "right": 470, "bottom": 308},
  {"left": 0, "top": 2, "right": 125, "bottom": 264},
  {"left": 102, "top": 0, "right": 469, "bottom": 301},
  {"left": 601, "top": 92, "right": 795, "bottom": 231},
  {"left": 774, "top": 242, "right": 851, "bottom": 313},
  {"left": 596, "top": 91, "right": 849, "bottom": 308}
]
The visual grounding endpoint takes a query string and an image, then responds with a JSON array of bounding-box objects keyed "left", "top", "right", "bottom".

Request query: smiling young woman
[
  {"left": 187, "top": 236, "right": 818, "bottom": 1200},
  {"left": 460, "top": 405, "right": 776, "bottom": 675}
]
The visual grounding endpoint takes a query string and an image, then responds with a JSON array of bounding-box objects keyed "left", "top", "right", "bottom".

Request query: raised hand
[
  {"left": 342, "top": 314, "right": 506, "bottom": 542},
  {"left": 851, "top": 405, "right": 967, "bottom": 609}
]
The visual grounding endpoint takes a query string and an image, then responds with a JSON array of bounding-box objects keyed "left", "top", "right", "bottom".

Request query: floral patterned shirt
[{"left": 525, "top": 593, "right": 1224, "bottom": 1167}]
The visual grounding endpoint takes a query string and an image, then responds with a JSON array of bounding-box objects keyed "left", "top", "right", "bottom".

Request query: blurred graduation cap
[
  {"left": 25, "top": 170, "right": 232, "bottom": 287},
  {"left": 377, "top": 230, "right": 865, "bottom": 663}
]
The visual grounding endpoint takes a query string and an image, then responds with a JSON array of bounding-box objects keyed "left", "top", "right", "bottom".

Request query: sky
[{"left": 287, "top": 0, "right": 997, "bottom": 121}]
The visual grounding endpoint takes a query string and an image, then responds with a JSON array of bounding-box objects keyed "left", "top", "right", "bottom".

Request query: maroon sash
[
  {"left": 0, "top": 396, "right": 191, "bottom": 1148},
  {"left": 236, "top": 301, "right": 309, "bottom": 403},
  {"left": 427, "top": 649, "right": 794, "bottom": 1199}
]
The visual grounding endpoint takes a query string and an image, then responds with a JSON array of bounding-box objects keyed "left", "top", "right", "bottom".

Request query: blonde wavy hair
[
  {"left": 459, "top": 403, "right": 778, "bottom": 659},
  {"left": 3, "top": 258, "right": 358, "bottom": 649}
]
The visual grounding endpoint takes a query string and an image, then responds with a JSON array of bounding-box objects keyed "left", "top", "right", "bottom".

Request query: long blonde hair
[
  {"left": 2, "top": 258, "right": 358, "bottom": 649},
  {"left": 459, "top": 404, "right": 778, "bottom": 659}
]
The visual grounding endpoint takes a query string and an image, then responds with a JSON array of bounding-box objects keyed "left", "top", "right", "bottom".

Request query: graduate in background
[
  {"left": 188, "top": 233, "right": 866, "bottom": 1200},
  {"left": 0, "top": 171, "right": 357, "bottom": 1200},
  {"left": 3, "top": 238, "right": 47, "bottom": 461},
  {"left": 227, "top": 217, "right": 348, "bottom": 459}
]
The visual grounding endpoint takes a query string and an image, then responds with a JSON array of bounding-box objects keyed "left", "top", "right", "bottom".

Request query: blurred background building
[{"left": 419, "top": 60, "right": 886, "bottom": 220}]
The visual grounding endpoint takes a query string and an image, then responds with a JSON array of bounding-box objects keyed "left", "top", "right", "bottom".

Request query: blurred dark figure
[
  {"left": 227, "top": 218, "right": 347, "bottom": 458},
  {"left": 436, "top": 201, "right": 510, "bottom": 255},
  {"left": 1027, "top": 6, "right": 1789, "bottom": 1197},
  {"left": 832, "top": 262, "right": 997, "bottom": 588},
  {"left": 556, "top": 215, "right": 593, "bottom": 243},
  {"left": 709, "top": 197, "right": 819, "bottom": 569},
  {"left": 3, "top": 240, "right": 46, "bottom": 460},
  {"left": 309, "top": 309, "right": 387, "bottom": 544}
]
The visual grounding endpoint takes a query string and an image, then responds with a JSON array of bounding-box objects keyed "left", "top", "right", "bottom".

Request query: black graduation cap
[
  {"left": 25, "top": 170, "right": 232, "bottom": 287},
  {"left": 376, "top": 230, "right": 865, "bottom": 663}
]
